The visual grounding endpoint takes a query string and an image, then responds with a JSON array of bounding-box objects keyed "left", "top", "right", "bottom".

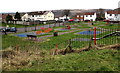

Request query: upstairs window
[
  {"left": 115, "top": 14, "right": 118, "bottom": 16},
  {"left": 32, "top": 15, "right": 34, "bottom": 17}
]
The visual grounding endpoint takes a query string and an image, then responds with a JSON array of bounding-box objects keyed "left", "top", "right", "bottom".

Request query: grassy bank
[{"left": 16, "top": 49, "right": 119, "bottom": 71}]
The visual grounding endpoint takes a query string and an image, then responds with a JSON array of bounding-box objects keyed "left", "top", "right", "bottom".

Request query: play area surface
[
  {"left": 15, "top": 32, "right": 47, "bottom": 37},
  {"left": 76, "top": 30, "right": 101, "bottom": 35}
]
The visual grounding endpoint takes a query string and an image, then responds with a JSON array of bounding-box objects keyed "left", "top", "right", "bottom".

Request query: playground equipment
[
  {"left": 36, "top": 28, "right": 53, "bottom": 34},
  {"left": 92, "top": 31, "right": 120, "bottom": 40},
  {"left": 63, "top": 25, "right": 71, "bottom": 29},
  {"left": 27, "top": 35, "right": 37, "bottom": 40},
  {"left": 53, "top": 31, "right": 58, "bottom": 36},
  {"left": 92, "top": 27, "right": 119, "bottom": 45},
  {"left": 67, "top": 25, "right": 71, "bottom": 29},
  {"left": 36, "top": 31, "right": 42, "bottom": 34}
]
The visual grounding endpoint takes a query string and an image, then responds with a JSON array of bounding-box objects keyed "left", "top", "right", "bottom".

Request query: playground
[
  {"left": 2, "top": 21, "right": 119, "bottom": 49},
  {"left": 2, "top": 21, "right": 120, "bottom": 71}
]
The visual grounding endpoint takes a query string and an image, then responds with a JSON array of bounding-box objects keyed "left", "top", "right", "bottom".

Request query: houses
[
  {"left": 84, "top": 12, "right": 97, "bottom": 21},
  {"left": 21, "top": 11, "right": 54, "bottom": 21},
  {"left": 105, "top": 10, "right": 120, "bottom": 21},
  {"left": 58, "top": 15, "right": 70, "bottom": 21},
  {"left": 74, "top": 13, "right": 84, "bottom": 21},
  {"left": 0, "top": 14, "right": 2, "bottom": 23},
  {"left": 74, "top": 12, "right": 97, "bottom": 21}
]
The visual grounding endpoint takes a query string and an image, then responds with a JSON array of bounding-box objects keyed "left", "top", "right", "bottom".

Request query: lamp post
[
  {"left": 24, "top": 19, "right": 26, "bottom": 32},
  {"left": 34, "top": 20, "right": 37, "bottom": 31},
  {"left": 25, "top": 21, "right": 27, "bottom": 32}
]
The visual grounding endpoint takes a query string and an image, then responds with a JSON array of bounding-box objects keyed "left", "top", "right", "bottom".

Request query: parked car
[
  {"left": 0, "top": 27, "right": 17, "bottom": 33},
  {"left": 68, "top": 19, "right": 74, "bottom": 22},
  {"left": 74, "top": 19, "right": 80, "bottom": 22},
  {"left": 103, "top": 19, "right": 110, "bottom": 22},
  {"left": 84, "top": 20, "right": 90, "bottom": 22}
]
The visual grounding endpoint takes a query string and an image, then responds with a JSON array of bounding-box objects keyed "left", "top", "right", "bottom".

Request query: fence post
[
  {"left": 94, "top": 27, "right": 96, "bottom": 45},
  {"left": 56, "top": 44, "right": 58, "bottom": 49}
]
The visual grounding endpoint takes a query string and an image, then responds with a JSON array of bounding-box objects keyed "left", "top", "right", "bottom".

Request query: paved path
[{"left": 36, "top": 29, "right": 81, "bottom": 42}]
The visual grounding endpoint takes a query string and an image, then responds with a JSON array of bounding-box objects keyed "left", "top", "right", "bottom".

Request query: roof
[
  {"left": 74, "top": 17, "right": 84, "bottom": 19},
  {"left": 84, "top": 12, "right": 95, "bottom": 15},
  {"left": 107, "top": 10, "right": 120, "bottom": 14},
  {"left": 28, "top": 11, "right": 47, "bottom": 15}
]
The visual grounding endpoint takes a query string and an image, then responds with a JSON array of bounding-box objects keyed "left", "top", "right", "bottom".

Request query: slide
[{"left": 92, "top": 31, "right": 120, "bottom": 40}]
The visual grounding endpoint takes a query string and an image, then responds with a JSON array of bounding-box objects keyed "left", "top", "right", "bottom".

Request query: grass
[
  {"left": 2, "top": 21, "right": 119, "bottom": 71},
  {"left": 17, "top": 49, "right": 119, "bottom": 71},
  {"left": 92, "top": 21, "right": 118, "bottom": 29},
  {"left": 100, "top": 24, "right": 118, "bottom": 29},
  {"left": 2, "top": 35, "right": 39, "bottom": 50},
  {"left": 2, "top": 27, "right": 119, "bottom": 50}
]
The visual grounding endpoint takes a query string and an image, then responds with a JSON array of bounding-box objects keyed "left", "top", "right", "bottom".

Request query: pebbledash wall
[
  {"left": 118, "top": 1, "right": 120, "bottom": 21},
  {"left": 84, "top": 13, "right": 97, "bottom": 21},
  {"left": 0, "top": 27, "right": 2, "bottom": 72}
]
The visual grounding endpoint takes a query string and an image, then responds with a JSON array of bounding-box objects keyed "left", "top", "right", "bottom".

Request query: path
[{"left": 36, "top": 29, "right": 81, "bottom": 42}]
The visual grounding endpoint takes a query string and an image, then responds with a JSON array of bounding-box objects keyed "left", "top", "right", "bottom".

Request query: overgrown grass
[{"left": 17, "top": 49, "right": 119, "bottom": 71}]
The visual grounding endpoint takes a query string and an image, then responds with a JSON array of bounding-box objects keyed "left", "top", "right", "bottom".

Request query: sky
[{"left": 0, "top": 0, "right": 120, "bottom": 13}]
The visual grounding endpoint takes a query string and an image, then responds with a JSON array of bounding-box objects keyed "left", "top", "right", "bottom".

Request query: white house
[
  {"left": 84, "top": 12, "right": 97, "bottom": 21},
  {"left": 22, "top": 11, "right": 54, "bottom": 21},
  {"left": 105, "top": 10, "right": 120, "bottom": 21},
  {"left": 58, "top": 15, "right": 70, "bottom": 21},
  {"left": 0, "top": 14, "right": 2, "bottom": 23},
  {"left": 74, "top": 14, "right": 84, "bottom": 21}
]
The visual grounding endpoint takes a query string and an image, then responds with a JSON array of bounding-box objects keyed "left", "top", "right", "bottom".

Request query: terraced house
[
  {"left": 105, "top": 10, "right": 120, "bottom": 21},
  {"left": 74, "top": 13, "right": 84, "bottom": 21},
  {"left": 22, "top": 11, "right": 54, "bottom": 21},
  {"left": 84, "top": 12, "right": 97, "bottom": 21}
]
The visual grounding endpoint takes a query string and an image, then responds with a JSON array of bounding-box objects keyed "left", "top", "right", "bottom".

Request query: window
[
  {"left": 90, "top": 15, "right": 92, "bottom": 17},
  {"left": 110, "top": 14, "right": 112, "bottom": 16},
  {"left": 115, "top": 14, "right": 118, "bottom": 16},
  {"left": 91, "top": 19, "right": 93, "bottom": 21},
  {"left": 32, "top": 15, "right": 34, "bottom": 17},
  {"left": 86, "top": 15, "right": 88, "bottom": 17}
]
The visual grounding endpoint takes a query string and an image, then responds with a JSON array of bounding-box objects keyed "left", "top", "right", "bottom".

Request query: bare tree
[{"left": 63, "top": 10, "right": 70, "bottom": 20}]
